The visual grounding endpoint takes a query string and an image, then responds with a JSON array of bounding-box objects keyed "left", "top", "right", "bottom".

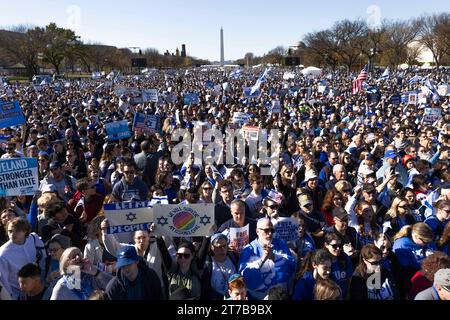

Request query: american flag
[{"left": 352, "top": 64, "right": 368, "bottom": 95}]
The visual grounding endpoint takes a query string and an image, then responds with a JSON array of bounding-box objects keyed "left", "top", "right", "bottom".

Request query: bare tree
[{"left": 419, "top": 13, "right": 450, "bottom": 68}]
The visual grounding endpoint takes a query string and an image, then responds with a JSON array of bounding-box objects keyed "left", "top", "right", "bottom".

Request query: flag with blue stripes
[
  {"left": 408, "top": 75, "right": 422, "bottom": 84},
  {"left": 377, "top": 67, "right": 389, "bottom": 82},
  {"left": 229, "top": 69, "right": 242, "bottom": 79},
  {"left": 250, "top": 68, "right": 269, "bottom": 95}
]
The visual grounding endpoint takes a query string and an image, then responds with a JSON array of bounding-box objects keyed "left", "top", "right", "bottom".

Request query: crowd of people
[{"left": 0, "top": 65, "right": 449, "bottom": 300}]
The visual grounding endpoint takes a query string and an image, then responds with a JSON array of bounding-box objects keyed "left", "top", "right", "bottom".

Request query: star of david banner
[
  {"left": 153, "top": 203, "right": 215, "bottom": 237},
  {"left": 103, "top": 201, "right": 154, "bottom": 234}
]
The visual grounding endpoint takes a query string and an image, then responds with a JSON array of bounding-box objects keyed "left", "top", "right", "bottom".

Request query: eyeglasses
[
  {"left": 441, "top": 208, "right": 450, "bottom": 214},
  {"left": 329, "top": 243, "right": 342, "bottom": 250},
  {"left": 259, "top": 228, "right": 275, "bottom": 234},
  {"left": 302, "top": 203, "right": 313, "bottom": 208},
  {"left": 203, "top": 187, "right": 213, "bottom": 191},
  {"left": 176, "top": 252, "right": 191, "bottom": 259},
  {"left": 365, "top": 259, "right": 381, "bottom": 266}
]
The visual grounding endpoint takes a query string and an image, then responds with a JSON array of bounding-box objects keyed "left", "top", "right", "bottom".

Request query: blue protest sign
[
  {"left": 105, "top": 120, "right": 131, "bottom": 141},
  {"left": 184, "top": 93, "right": 200, "bottom": 105},
  {"left": 0, "top": 158, "right": 39, "bottom": 196},
  {"left": 0, "top": 101, "right": 25, "bottom": 129},
  {"left": 205, "top": 81, "right": 215, "bottom": 89},
  {"left": 390, "top": 93, "right": 401, "bottom": 105}
]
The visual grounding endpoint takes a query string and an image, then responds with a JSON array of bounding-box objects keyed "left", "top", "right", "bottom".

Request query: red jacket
[{"left": 409, "top": 271, "right": 432, "bottom": 299}]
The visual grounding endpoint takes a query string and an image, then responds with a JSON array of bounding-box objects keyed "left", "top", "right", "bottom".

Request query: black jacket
[
  {"left": 105, "top": 260, "right": 163, "bottom": 300},
  {"left": 349, "top": 267, "right": 400, "bottom": 300},
  {"left": 41, "top": 214, "right": 85, "bottom": 249}
]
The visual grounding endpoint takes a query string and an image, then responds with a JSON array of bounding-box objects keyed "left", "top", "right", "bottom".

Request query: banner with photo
[
  {"left": 103, "top": 201, "right": 154, "bottom": 234},
  {"left": 153, "top": 203, "right": 214, "bottom": 237},
  {"left": 0, "top": 101, "right": 26, "bottom": 129},
  {"left": 0, "top": 158, "right": 38, "bottom": 196},
  {"left": 227, "top": 224, "right": 249, "bottom": 253}
]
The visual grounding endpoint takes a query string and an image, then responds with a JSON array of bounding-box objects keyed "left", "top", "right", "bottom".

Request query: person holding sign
[
  {"left": 238, "top": 218, "right": 296, "bottom": 300},
  {"left": 219, "top": 200, "right": 257, "bottom": 254},
  {"left": 200, "top": 233, "right": 238, "bottom": 300}
]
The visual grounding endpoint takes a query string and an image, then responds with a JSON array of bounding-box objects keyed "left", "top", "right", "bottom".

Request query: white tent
[{"left": 301, "top": 66, "right": 322, "bottom": 77}]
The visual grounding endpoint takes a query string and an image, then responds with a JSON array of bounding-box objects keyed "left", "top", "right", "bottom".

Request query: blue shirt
[
  {"left": 424, "top": 216, "right": 448, "bottom": 241},
  {"left": 330, "top": 255, "right": 352, "bottom": 298},
  {"left": 293, "top": 272, "right": 315, "bottom": 300},
  {"left": 393, "top": 237, "right": 437, "bottom": 271}
]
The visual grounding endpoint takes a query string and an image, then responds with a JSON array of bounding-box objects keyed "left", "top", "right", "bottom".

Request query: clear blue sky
[{"left": 0, "top": 0, "right": 448, "bottom": 61}]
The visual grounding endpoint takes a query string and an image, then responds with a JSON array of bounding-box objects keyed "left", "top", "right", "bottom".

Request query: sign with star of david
[
  {"left": 153, "top": 203, "right": 215, "bottom": 237},
  {"left": 103, "top": 201, "right": 154, "bottom": 234}
]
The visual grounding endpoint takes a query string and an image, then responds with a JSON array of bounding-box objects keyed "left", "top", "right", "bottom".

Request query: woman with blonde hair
[
  {"left": 334, "top": 180, "right": 353, "bottom": 205},
  {"left": 314, "top": 278, "right": 342, "bottom": 300},
  {"left": 383, "top": 197, "right": 416, "bottom": 238},
  {"left": 392, "top": 223, "right": 437, "bottom": 289},
  {"left": 50, "top": 247, "right": 112, "bottom": 300}
]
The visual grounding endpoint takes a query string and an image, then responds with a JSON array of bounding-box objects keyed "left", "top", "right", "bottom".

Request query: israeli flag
[
  {"left": 425, "top": 78, "right": 439, "bottom": 97},
  {"left": 106, "top": 71, "right": 115, "bottom": 80},
  {"left": 229, "top": 69, "right": 242, "bottom": 79},
  {"left": 377, "top": 68, "right": 389, "bottom": 82},
  {"left": 149, "top": 195, "right": 169, "bottom": 206},
  {"left": 422, "top": 188, "right": 440, "bottom": 218},
  {"left": 250, "top": 68, "right": 269, "bottom": 95},
  {"left": 408, "top": 75, "right": 422, "bottom": 84},
  {"left": 91, "top": 72, "right": 102, "bottom": 79}
]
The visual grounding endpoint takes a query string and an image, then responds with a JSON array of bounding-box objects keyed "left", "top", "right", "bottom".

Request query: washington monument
[{"left": 220, "top": 27, "right": 224, "bottom": 67}]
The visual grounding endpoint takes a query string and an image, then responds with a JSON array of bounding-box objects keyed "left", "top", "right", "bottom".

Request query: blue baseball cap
[
  {"left": 384, "top": 150, "right": 397, "bottom": 159},
  {"left": 116, "top": 246, "right": 140, "bottom": 269}
]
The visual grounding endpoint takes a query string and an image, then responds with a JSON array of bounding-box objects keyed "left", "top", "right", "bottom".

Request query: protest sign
[
  {"left": 0, "top": 101, "right": 25, "bottom": 129},
  {"left": 423, "top": 108, "right": 442, "bottom": 124},
  {"left": 228, "top": 224, "right": 249, "bottom": 253},
  {"left": 184, "top": 93, "right": 200, "bottom": 105},
  {"left": 0, "top": 158, "right": 38, "bottom": 197},
  {"left": 437, "top": 84, "right": 449, "bottom": 97},
  {"left": 105, "top": 120, "right": 131, "bottom": 141},
  {"left": 142, "top": 89, "right": 158, "bottom": 102},
  {"left": 271, "top": 100, "right": 281, "bottom": 113},
  {"left": 103, "top": 201, "right": 154, "bottom": 234},
  {"left": 273, "top": 217, "right": 299, "bottom": 243},
  {"left": 242, "top": 125, "right": 259, "bottom": 141},
  {"left": 408, "top": 93, "right": 418, "bottom": 105},
  {"left": 367, "top": 89, "right": 381, "bottom": 104},
  {"left": 153, "top": 203, "right": 214, "bottom": 237},
  {"left": 418, "top": 92, "right": 428, "bottom": 105},
  {"left": 205, "top": 81, "right": 215, "bottom": 89},
  {"left": 232, "top": 112, "right": 250, "bottom": 125},
  {"left": 132, "top": 112, "right": 160, "bottom": 135},
  {"left": 164, "top": 92, "right": 177, "bottom": 104},
  {"left": 390, "top": 93, "right": 401, "bottom": 105}
]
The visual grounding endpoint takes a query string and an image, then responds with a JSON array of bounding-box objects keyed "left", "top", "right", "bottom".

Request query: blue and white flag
[
  {"left": 408, "top": 75, "right": 422, "bottom": 84},
  {"left": 91, "top": 72, "right": 102, "bottom": 80},
  {"left": 106, "top": 71, "right": 115, "bottom": 80},
  {"left": 425, "top": 78, "right": 440, "bottom": 100},
  {"left": 250, "top": 68, "right": 269, "bottom": 95},
  {"left": 229, "top": 69, "right": 242, "bottom": 79},
  {"left": 377, "top": 68, "right": 389, "bottom": 82},
  {"left": 149, "top": 195, "right": 169, "bottom": 206}
]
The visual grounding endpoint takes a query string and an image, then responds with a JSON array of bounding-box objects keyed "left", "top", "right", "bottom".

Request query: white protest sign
[
  {"left": 103, "top": 201, "right": 154, "bottom": 234},
  {"left": 242, "top": 125, "right": 259, "bottom": 141},
  {"left": 228, "top": 224, "right": 249, "bottom": 253},
  {"left": 153, "top": 203, "right": 214, "bottom": 237},
  {"left": 142, "top": 89, "right": 158, "bottom": 102},
  {"left": 0, "top": 158, "right": 39, "bottom": 197},
  {"left": 408, "top": 93, "right": 418, "bottom": 105},
  {"left": 232, "top": 112, "right": 250, "bottom": 124},
  {"left": 423, "top": 108, "right": 442, "bottom": 124},
  {"left": 418, "top": 92, "right": 428, "bottom": 105},
  {"left": 438, "top": 84, "right": 449, "bottom": 97},
  {"left": 273, "top": 217, "right": 299, "bottom": 242}
]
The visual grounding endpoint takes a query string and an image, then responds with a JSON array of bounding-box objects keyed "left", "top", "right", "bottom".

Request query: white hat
[{"left": 304, "top": 170, "right": 318, "bottom": 182}]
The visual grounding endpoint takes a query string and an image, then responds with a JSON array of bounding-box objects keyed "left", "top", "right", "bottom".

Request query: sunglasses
[
  {"left": 365, "top": 259, "right": 381, "bottom": 266},
  {"left": 259, "top": 228, "right": 275, "bottom": 234},
  {"left": 329, "top": 243, "right": 342, "bottom": 250},
  {"left": 267, "top": 204, "right": 278, "bottom": 210},
  {"left": 398, "top": 205, "right": 409, "bottom": 209},
  {"left": 203, "top": 187, "right": 213, "bottom": 191},
  {"left": 176, "top": 253, "right": 191, "bottom": 259},
  {"left": 213, "top": 244, "right": 227, "bottom": 249}
]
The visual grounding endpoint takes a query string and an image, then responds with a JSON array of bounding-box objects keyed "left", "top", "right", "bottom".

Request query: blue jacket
[
  {"left": 424, "top": 216, "right": 448, "bottom": 241},
  {"left": 393, "top": 237, "right": 437, "bottom": 272},
  {"left": 238, "top": 238, "right": 296, "bottom": 300},
  {"left": 293, "top": 271, "right": 315, "bottom": 300}
]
